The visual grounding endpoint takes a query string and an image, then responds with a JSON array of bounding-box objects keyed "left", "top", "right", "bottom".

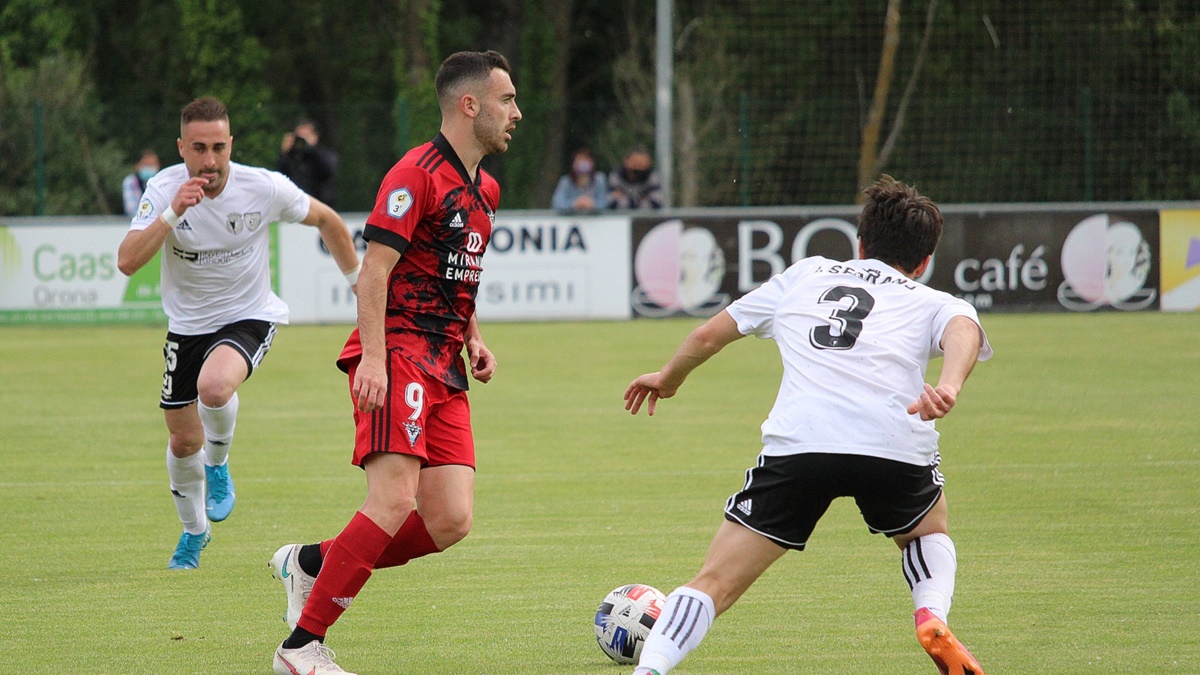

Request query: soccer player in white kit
[
  {"left": 117, "top": 97, "right": 360, "bottom": 570},
  {"left": 624, "top": 176, "right": 993, "bottom": 675}
]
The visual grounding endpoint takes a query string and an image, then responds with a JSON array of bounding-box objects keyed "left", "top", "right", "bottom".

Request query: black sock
[
  {"left": 297, "top": 543, "right": 323, "bottom": 577},
  {"left": 282, "top": 626, "right": 323, "bottom": 650}
]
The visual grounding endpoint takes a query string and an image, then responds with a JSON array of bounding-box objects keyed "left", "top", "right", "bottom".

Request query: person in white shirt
[
  {"left": 117, "top": 96, "right": 361, "bottom": 571},
  {"left": 623, "top": 175, "right": 993, "bottom": 675}
]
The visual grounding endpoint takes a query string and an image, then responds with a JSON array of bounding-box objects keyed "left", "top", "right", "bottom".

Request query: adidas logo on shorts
[{"left": 736, "top": 499, "right": 753, "bottom": 516}]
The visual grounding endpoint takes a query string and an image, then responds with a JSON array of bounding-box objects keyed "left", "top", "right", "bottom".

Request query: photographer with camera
[{"left": 278, "top": 118, "right": 339, "bottom": 207}]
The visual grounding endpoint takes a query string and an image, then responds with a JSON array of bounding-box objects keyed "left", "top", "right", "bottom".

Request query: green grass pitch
[{"left": 2, "top": 313, "right": 1198, "bottom": 673}]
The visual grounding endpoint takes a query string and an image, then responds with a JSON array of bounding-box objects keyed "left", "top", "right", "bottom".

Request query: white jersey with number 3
[
  {"left": 129, "top": 162, "right": 310, "bottom": 334},
  {"left": 726, "top": 256, "right": 993, "bottom": 466}
]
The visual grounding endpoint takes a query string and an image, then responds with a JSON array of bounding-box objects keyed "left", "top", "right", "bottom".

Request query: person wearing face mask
[
  {"left": 122, "top": 149, "right": 161, "bottom": 215},
  {"left": 551, "top": 147, "right": 607, "bottom": 211},
  {"left": 607, "top": 145, "right": 664, "bottom": 210}
]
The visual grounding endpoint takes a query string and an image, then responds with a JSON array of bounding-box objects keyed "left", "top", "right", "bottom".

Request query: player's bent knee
[
  {"left": 168, "top": 434, "right": 203, "bottom": 457},
  {"left": 361, "top": 490, "right": 417, "bottom": 531},
  {"left": 427, "top": 511, "right": 472, "bottom": 549},
  {"left": 196, "top": 382, "right": 236, "bottom": 408}
]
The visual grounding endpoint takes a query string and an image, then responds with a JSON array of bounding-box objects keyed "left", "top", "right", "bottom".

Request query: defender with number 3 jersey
[
  {"left": 726, "top": 255, "right": 992, "bottom": 467},
  {"left": 623, "top": 176, "right": 992, "bottom": 675},
  {"left": 337, "top": 132, "right": 498, "bottom": 392}
]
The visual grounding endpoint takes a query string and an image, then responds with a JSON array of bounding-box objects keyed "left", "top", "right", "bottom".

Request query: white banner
[
  {"left": 477, "top": 215, "right": 631, "bottom": 321},
  {"left": 277, "top": 217, "right": 366, "bottom": 324},
  {"left": 0, "top": 221, "right": 165, "bottom": 323},
  {"left": 277, "top": 214, "right": 632, "bottom": 323}
]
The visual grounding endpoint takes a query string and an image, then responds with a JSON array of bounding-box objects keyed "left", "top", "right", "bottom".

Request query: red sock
[
  {"left": 374, "top": 510, "right": 441, "bottom": 569},
  {"left": 316, "top": 510, "right": 439, "bottom": 566},
  {"left": 297, "top": 511, "right": 392, "bottom": 636}
]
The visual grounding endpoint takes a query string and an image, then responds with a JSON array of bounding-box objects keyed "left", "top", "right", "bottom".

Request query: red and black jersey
[{"left": 338, "top": 133, "right": 499, "bottom": 390}]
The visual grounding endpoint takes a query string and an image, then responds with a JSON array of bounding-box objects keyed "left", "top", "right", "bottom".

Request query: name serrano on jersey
[{"left": 815, "top": 263, "right": 917, "bottom": 288}]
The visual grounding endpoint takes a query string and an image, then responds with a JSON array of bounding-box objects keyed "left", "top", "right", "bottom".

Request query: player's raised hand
[
  {"left": 907, "top": 382, "right": 958, "bottom": 421},
  {"left": 624, "top": 372, "right": 677, "bottom": 416},
  {"left": 172, "top": 176, "right": 209, "bottom": 214}
]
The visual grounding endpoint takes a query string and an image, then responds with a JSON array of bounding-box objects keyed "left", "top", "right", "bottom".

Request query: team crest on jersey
[
  {"left": 388, "top": 188, "right": 414, "bottom": 219},
  {"left": 136, "top": 198, "right": 154, "bottom": 221},
  {"left": 245, "top": 212, "right": 263, "bottom": 232},
  {"left": 403, "top": 421, "right": 422, "bottom": 447},
  {"left": 226, "top": 213, "right": 244, "bottom": 235}
]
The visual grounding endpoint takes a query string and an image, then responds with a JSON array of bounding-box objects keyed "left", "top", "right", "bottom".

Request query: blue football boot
[
  {"left": 205, "top": 463, "right": 236, "bottom": 522},
  {"left": 167, "top": 524, "right": 212, "bottom": 570}
]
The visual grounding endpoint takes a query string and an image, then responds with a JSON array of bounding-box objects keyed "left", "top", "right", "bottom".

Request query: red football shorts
[{"left": 346, "top": 350, "right": 475, "bottom": 469}]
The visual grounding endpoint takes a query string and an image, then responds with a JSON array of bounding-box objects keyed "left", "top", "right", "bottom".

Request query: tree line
[{"left": 2, "top": 0, "right": 1197, "bottom": 216}]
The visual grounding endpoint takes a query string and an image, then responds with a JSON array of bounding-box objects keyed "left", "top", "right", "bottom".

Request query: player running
[
  {"left": 117, "top": 96, "right": 359, "bottom": 571},
  {"left": 623, "top": 176, "right": 991, "bottom": 675},
  {"left": 268, "top": 50, "right": 520, "bottom": 675}
]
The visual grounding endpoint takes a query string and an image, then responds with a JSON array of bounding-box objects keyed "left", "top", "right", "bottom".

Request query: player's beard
[
  {"left": 474, "top": 110, "right": 509, "bottom": 155},
  {"left": 197, "top": 167, "right": 226, "bottom": 195}
]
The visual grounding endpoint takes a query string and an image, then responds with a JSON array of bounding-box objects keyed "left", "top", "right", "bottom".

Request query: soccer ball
[{"left": 594, "top": 583, "right": 667, "bottom": 664}]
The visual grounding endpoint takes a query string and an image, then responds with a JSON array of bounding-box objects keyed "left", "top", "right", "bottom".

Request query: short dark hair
[
  {"left": 435, "top": 50, "right": 511, "bottom": 107},
  {"left": 857, "top": 175, "right": 942, "bottom": 273},
  {"left": 181, "top": 96, "right": 228, "bottom": 127}
]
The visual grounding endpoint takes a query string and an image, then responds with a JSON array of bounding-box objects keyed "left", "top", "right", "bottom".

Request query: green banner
[{"left": 0, "top": 307, "right": 166, "bottom": 324}]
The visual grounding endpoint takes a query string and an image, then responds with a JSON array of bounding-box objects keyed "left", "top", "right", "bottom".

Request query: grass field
[{"left": 2, "top": 313, "right": 1198, "bottom": 673}]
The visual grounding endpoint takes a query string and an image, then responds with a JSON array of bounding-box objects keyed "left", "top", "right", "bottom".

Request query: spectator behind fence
[
  {"left": 551, "top": 147, "right": 607, "bottom": 212},
  {"left": 278, "top": 119, "right": 339, "bottom": 208},
  {"left": 123, "top": 149, "right": 160, "bottom": 215},
  {"left": 607, "top": 145, "right": 663, "bottom": 210}
]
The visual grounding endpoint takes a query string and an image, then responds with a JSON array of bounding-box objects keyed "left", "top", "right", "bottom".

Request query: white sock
[
  {"left": 167, "top": 446, "right": 208, "bottom": 535},
  {"left": 198, "top": 392, "right": 238, "bottom": 466},
  {"left": 902, "top": 533, "right": 956, "bottom": 621},
  {"left": 636, "top": 586, "right": 715, "bottom": 675}
]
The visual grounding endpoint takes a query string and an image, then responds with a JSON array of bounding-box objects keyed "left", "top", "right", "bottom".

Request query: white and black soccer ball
[{"left": 594, "top": 583, "right": 667, "bottom": 664}]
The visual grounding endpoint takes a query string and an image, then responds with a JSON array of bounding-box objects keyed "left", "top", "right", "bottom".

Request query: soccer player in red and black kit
[{"left": 269, "top": 50, "right": 520, "bottom": 675}]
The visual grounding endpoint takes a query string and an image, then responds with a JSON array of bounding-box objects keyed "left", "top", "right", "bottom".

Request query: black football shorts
[
  {"left": 723, "top": 452, "right": 944, "bottom": 550},
  {"left": 159, "top": 319, "right": 275, "bottom": 409}
]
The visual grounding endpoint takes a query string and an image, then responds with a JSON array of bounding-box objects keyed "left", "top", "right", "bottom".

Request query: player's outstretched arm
[
  {"left": 302, "top": 197, "right": 361, "bottom": 292},
  {"left": 907, "top": 315, "right": 983, "bottom": 421},
  {"left": 465, "top": 313, "right": 495, "bottom": 384},
  {"left": 625, "top": 310, "right": 743, "bottom": 416}
]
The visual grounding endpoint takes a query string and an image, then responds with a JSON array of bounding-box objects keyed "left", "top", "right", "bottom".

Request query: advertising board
[{"left": 630, "top": 207, "right": 1161, "bottom": 316}]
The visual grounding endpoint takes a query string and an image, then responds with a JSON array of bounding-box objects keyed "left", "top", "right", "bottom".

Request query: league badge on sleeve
[
  {"left": 388, "top": 188, "right": 414, "bottom": 220},
  {"left": 136, "top": 198, "right": 154, "bottom": 221}
]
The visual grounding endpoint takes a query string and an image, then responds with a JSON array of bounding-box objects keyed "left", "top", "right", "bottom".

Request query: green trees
[
  {"left": 1, "top": 0, "right": 1198, "bottom": 215},
  {"left": 0, "top": 3, "right": 125, "bottom": 215}
]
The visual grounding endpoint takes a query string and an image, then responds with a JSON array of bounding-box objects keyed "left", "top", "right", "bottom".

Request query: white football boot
[
  {"left": 273, "top": 640, "right": 355, "bottom": 675},
  {"left": 269, "top": 544, "right": 317, "bottom": 630}
]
